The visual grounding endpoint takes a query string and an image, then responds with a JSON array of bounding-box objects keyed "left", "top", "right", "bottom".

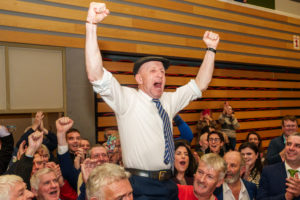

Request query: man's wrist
[
  {"left": 43, "top": 129, "right": 49, "bottom": 135},
  {"left": 206, "top": 47, "right": 216, "bottom": 54},
  {"left": 25, "top": 148, "right": 35, "bottom": 157}
]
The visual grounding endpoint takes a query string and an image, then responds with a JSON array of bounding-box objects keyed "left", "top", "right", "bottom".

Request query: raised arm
[
  {"left": 195, "top": 31, "right": 220, "bottom": 92},
  {"left": 56, "top": 117, "right": 74, "bottom": 147},
  {"left": 85, "top": 2, "right": 110, "bottom": 82},
  {"left": 56, "top": 117, "right": 80, "bottom": 190}
]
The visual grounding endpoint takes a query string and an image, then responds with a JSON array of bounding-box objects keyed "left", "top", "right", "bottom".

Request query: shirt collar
[
  {"left": 240, "top": 179, "right": 247, "bottom": 194},
  {"left": 223, "top": 179, "right": 245, "bottom": 192},
  {"left": 282, "top": 134, "right": 287, "bottom": 144},
  {"left": 285, "top": 162, "right": 300, "bottom": 178},
  {"left": 138, "top": 89, "right": 154, "bottom": 102},
  {"left": 223, "top": 179, "right": 248, "bottom": 196},
  {"left": 223, "top": 181, "right": 231, "bottom": 193}
]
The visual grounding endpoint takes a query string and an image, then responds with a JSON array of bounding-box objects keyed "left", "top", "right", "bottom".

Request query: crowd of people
[
  {"left": 0, "top": 2, "right": 299, "bottom": 200},
  {"left": 1, "top": 114, "right": 299, "bottom": 200}
]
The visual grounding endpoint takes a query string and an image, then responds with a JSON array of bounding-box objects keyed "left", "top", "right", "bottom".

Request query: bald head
[{"left": 224, "top": 151, "right": 244, "bottom": 184}]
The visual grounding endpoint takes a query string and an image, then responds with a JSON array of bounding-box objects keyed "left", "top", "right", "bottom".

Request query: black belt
[{"left": 126, "top": 168, "right": 173, "bottom": 181}]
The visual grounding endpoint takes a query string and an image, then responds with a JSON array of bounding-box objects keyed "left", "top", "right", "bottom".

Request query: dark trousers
[{"left": 129, "top": 175, "right": 179, "bottom": 200}]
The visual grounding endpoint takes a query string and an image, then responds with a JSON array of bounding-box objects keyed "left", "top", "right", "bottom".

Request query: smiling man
[
  {"left": 85, "top": 2, "right": 219, "bottom": 199},
  {"left": 66, "top": 128, "right": 81, "bottom": 161},
  {"left": 30, "top": 168, "right": 60, "bottom": 200},
  {"left": 178, "top": 153, "right": 226, "bottom": 200},
  {"left": 0, "top": 174, "right": 34, "bottom": 200},
  {"left": 258, "top": 132, "right": 300, "bottom": 200},
  {"left": 266, "top": 115, "right": 299, "bottom": 165},
  {"left": 214, "top": 151, "right": 257, "bottom": 200},
  {"left": 86, "top": 163, "right": 133, "bottom": 200}
]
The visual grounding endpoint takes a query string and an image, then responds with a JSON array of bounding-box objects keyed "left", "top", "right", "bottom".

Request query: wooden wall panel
[
  {"left": 1, "top": 0, "right": 300, "bottom": 150},
  {"left": 96, "top": 60, "right": 300, "bottom": 150},
  {"left": 0, "top": 0, "right": 299, "bottom": 67}
]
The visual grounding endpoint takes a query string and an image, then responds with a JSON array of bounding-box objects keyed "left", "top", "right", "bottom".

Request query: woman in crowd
[
  {"left": 205, "top": 131, "right": 228, "bottom": 157},
  {"left": 246, "top": 131, "right": 265, "bottom": 163},
  {"left": 218, "top": 101, "right": 240, "bottom": 150},
  {"left": 172, "top": 141, "right": 197, "bottom": 185},
  {"left": 196, "top": 109, "right": 217, "bottom": 137},
  {"left": 238, "top": 142, "right": 263, "bottom": 188}
]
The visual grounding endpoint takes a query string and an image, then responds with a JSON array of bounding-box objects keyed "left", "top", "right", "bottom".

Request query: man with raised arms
[{"left": 85, "top": 2, "right": 220, "bottom": 199}]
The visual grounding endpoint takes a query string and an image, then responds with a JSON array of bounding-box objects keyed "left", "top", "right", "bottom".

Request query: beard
[{"left": 225, "top": 171, "right": 240, "bottom": 184}]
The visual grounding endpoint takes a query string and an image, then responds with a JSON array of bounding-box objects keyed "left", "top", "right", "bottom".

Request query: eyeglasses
[{"left": 209, "top": 138, "right": 221, "bottom": 142}]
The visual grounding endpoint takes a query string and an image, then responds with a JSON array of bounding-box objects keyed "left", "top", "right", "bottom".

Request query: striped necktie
[{"left": 152, "top": 98, "right": 175, "bottom": 166}]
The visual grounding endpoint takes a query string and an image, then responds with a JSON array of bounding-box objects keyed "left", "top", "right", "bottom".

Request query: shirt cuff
[
  {"left": 58, "top": 145, "right": 68, "bottom": 155},
  {"left": 189, "top": 79, "right": 202, "bottom": 98},
  {"left": 91, "top": 68, "right": 113, "bottom": 94}
]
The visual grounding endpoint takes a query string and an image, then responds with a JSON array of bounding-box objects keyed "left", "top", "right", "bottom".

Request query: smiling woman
[
  {"left": 238, "top": 142, "right": 263, "bottom": 188},
  {"left": 172, "top": 142, "right": 197, "bottom": 185}
]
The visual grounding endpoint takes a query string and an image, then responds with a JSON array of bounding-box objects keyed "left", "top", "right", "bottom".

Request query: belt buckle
[{"left": 158, "top": 170, "right": 167, "bottom": 181}]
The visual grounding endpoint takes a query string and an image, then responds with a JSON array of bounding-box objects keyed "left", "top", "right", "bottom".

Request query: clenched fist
[
  {"left": 56, "top": 117, "right": 74, "bottom": 134},
  {"left": 203, "top": 31, "right": 220, "bottom": 49},
  {"left": 86, "top": 2, "right": 110, "bottom": 24}
]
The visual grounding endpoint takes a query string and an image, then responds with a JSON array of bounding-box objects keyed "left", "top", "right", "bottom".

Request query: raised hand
[
  {"left": 46, "top": 162, "right": 65, "bottom": 187},
  {"left": 32, "top": 111, "right": 44, "bottom": 131},
  {"left": 17, "top": 140, "right": 27, "bottom": 160},
  {"left": 56, "top": 117, "right": 73, "bottom": 134},
  {"left": 223, "top": 101, "right": 231, "bottom": 115},
  {"left": 56, "top": 117, "right": 74, "bottom": 146},
  {"left": 39, "top": 120, "right": 48, "bottom": 135},
  {"left": 193, "top": 151, "right": 200, "bottom": 164},
  {"left": 25, "top": 131, "right": 43, "bottom": 157},
  {"left": 81, "top": 158, "right": 99, "bottom": 183},
  {"left": 74, "top": 147, "right": 85, "bottom": 170},
  {"left": 86, "top": 2, "right": 110, "bottom": 24},
  {"left": 203, "top": 31, "right": 220, "bottom": 50}
]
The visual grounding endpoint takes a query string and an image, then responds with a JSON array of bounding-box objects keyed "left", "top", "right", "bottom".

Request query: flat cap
[{"left": 133, "top": 56, "right": 170, "bottom": 76}]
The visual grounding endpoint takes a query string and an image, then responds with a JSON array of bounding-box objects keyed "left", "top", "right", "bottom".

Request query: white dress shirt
[
  {"left": 223, "top": 179, "right": 250, "bottom": 200},
  {"left": 92, "top": 68, "right": 201, "bottom": 170}
]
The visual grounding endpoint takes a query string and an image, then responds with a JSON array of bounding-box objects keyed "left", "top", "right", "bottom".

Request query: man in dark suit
[
  {"left": 266, "top": 115, "right": 298, "bottom": 165},
  {"left": 258, "top": 132, "right": 300, "bottom": 200},
  {"left": 214, "top": 151, "right": 257, "bottom": 200}
]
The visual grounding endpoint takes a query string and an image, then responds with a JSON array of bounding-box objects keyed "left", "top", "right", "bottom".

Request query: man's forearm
[
  {"left": 195, "top": 51, "right": 215, "bottom": 92},
  {"left": 85, "top": 23, "right": 104, "bottom": 82},
  {"left": 57, "top": 131, "right": 68, "bottom": 146}
]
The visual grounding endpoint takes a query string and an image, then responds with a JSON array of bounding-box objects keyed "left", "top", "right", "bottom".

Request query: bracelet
[{"left": 206, "top": 47, "right": 216, "bottom": 54}]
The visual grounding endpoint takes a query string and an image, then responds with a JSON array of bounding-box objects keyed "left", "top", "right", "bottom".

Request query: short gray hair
[
  {"left": 287, "top": 132, "right": 300, "bottom": 139},
  {"left": 88, "top": 144, "right": 107, "bottom": 158},
  {"left": 0, "top": 175, "right": 23, "bottom": 200},
  {"left": 30, "top": 167, "right": 56, "bottom": 190},
  {"left": 86, "top": 163, "right": 131, "bottom": 200},
  {"left": 200, "top": 153, "right": 227, "bottom": 181}
]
